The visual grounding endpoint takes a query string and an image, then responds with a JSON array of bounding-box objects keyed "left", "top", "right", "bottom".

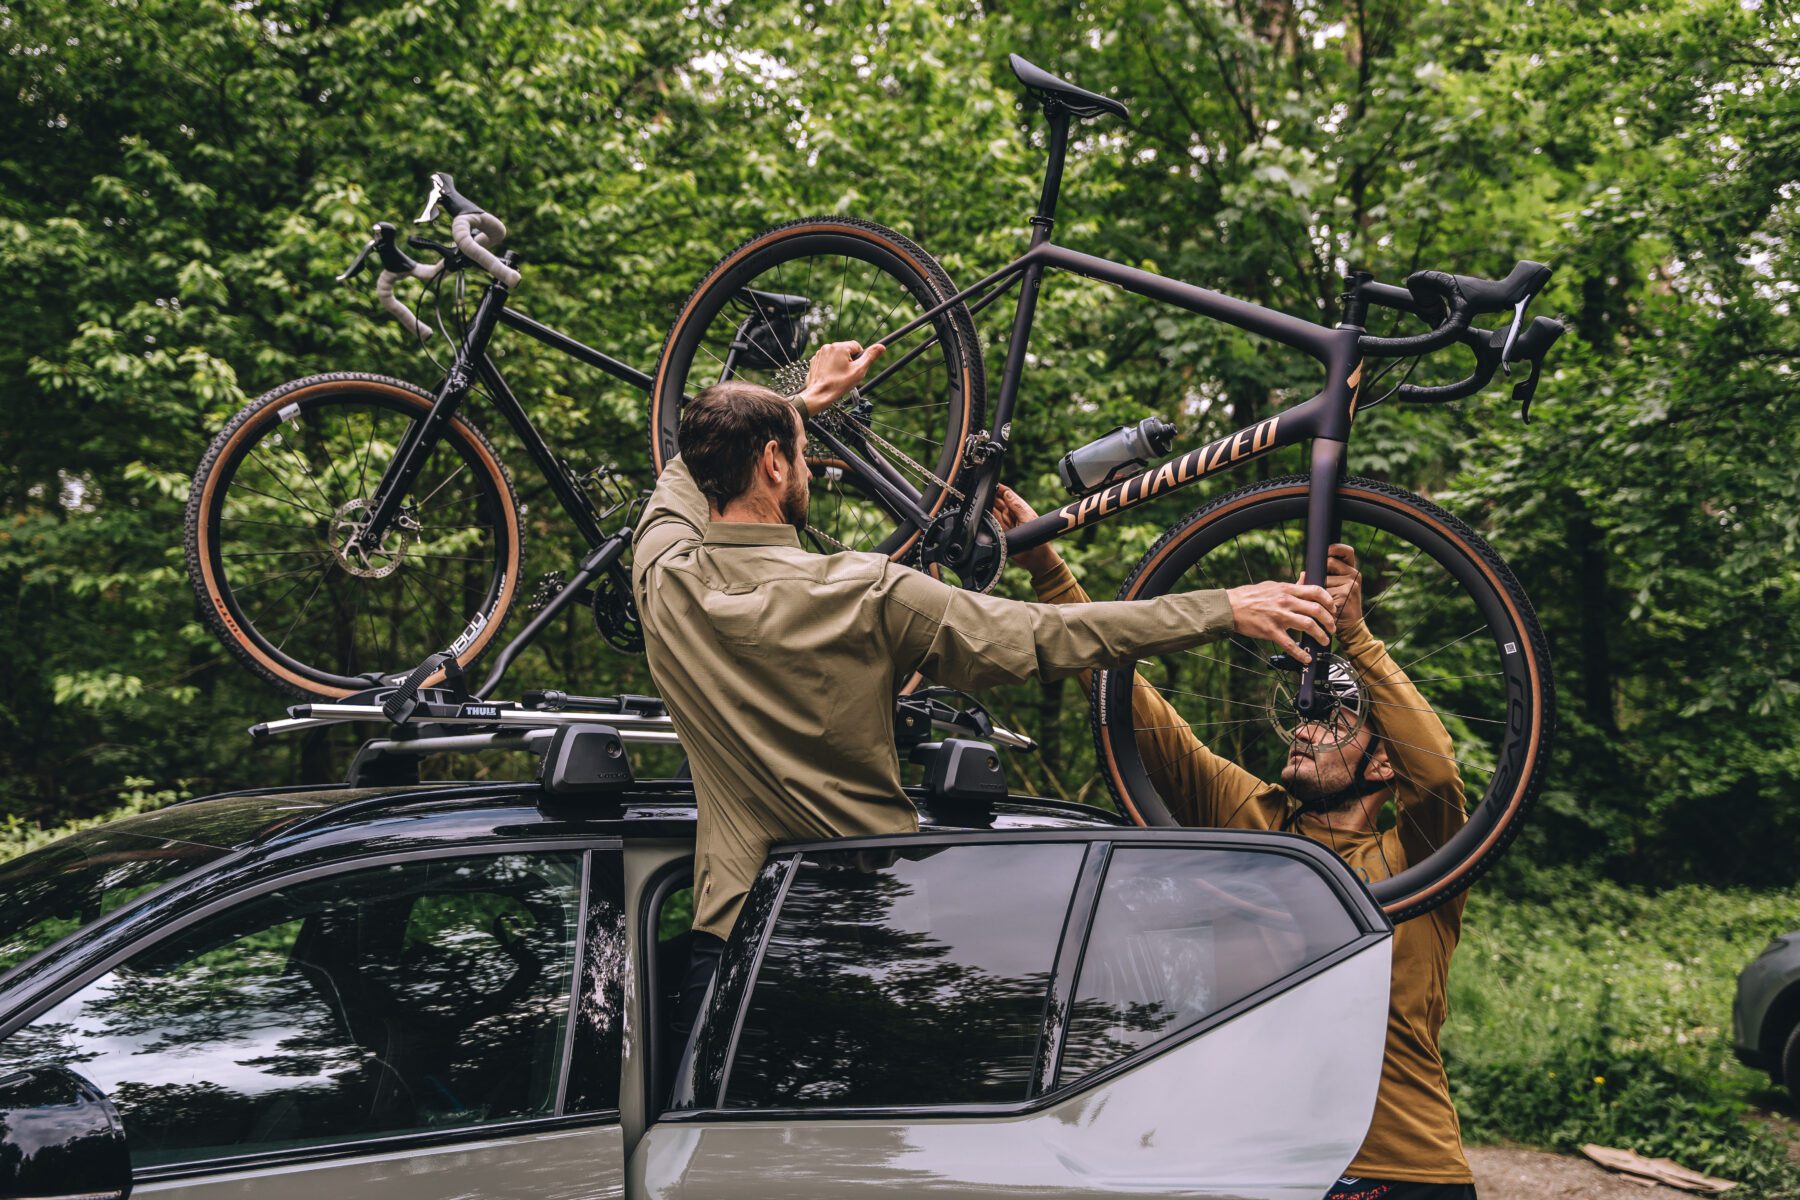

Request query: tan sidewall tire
[{"left": 185, "top": 373, "right": 522, "bottom": 699}]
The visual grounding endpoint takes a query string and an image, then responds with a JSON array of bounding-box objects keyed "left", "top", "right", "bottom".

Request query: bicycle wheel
[
  {"left": 1090, "top": 475, "right": 1553, "bottom": 923},
  {"left": 650, "top": 217, "right": 985, "bottom": 560},
  {"left": 185, "top": 372, "right": 523, "bottom": 699}
]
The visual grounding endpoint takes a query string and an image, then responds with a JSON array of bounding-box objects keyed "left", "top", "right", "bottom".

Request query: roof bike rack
[{"left": 248, "top": 652, "right": 1035, "bottom": 796}]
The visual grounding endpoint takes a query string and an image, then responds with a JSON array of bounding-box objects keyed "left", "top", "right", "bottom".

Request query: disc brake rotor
[{"left": 331, "top": 498, "right": 418, "bottom": 579}]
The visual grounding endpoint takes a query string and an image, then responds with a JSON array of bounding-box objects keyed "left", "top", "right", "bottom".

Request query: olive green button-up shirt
[{"left": 632, "top": 456, "right": 1236, "bottom": 938}]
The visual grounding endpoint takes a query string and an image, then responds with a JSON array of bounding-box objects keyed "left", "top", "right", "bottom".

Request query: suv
[{"left": 0, "top": 718, "right": 1394, "bottom": 1200}]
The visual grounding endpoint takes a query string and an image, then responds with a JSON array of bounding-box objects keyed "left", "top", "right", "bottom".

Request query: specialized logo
[{"left": 1054, "top": 415, "right": 1281, "bottom": 532}]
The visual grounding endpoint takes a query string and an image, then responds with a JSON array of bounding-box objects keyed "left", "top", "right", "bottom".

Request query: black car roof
[{"left": 156, "top": 778, "right": 1123, "bottom": 856}]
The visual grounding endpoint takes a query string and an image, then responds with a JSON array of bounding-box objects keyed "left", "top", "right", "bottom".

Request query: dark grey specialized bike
[{"left": 649, "top": 55, "right": 1565, "bottom": 921}]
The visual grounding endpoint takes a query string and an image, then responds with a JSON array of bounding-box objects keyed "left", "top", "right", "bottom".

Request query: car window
[
  {"left": 720, "top": 842, "right": 1085, "bottom": 1110},
  {"left": 1055, "top": 846, "right": 1360, "bottom": 1087},
  {"left": 0, "top": 851, "right": 582, "bottom": 1169}
]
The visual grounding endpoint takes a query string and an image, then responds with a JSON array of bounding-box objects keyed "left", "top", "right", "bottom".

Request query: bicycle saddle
[{"left": 1009, "top": 53, "right": 1129, "bottom": 122}]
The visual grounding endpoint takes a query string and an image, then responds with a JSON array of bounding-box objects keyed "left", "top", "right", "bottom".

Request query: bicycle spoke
[
  {"left": 414, "top": 462, "right": 469, "bottom": 512},
  {"left": 241, "top": 454, "right": 329, "bottom": 520},
  {"left": 274, "top": 569, "right": 333, "bottom": 652},
  {"left": 1130, "top": 679, "right": 1269, "bottom": 714}
]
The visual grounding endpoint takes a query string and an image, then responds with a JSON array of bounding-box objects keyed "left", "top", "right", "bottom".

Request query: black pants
[{"left": 1326, "top": 1178, "right": 1477, "bottom": 1200}]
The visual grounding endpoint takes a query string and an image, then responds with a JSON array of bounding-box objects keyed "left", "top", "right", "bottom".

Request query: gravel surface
[{"left": 1467, "top": 1146, "right": 1698, "bottom": 1199}]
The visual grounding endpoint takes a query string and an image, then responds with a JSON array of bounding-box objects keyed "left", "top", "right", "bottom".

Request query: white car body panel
[{"left": 630, "top": 936, "right": 1391, "bottom": 1200}]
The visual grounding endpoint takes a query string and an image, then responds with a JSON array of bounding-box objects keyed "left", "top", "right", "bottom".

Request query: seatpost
[{"left": 1033, "top": 105, "right": 1072, "bottom": 238}]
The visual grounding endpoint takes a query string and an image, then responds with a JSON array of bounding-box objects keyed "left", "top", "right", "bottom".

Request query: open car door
[{"left": 634, "top": 828, "right": 1391, "bottom": 1200}]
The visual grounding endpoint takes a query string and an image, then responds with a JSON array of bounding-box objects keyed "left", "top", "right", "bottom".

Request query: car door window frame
[
  {"left": 0, "top": 837, "right": 626, "bottom": 1181},
  {"left": 664, "top": 828, "right": 1388, "bottom": 1123}
]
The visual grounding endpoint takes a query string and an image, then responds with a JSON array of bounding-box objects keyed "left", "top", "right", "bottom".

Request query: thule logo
[{"left": 460, "top": 703, "right": 501, "bottom": 719}]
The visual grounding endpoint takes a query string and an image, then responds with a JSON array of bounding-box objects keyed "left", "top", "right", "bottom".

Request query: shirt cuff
[{"left": 1031, "top": 558, "right": 1088, "bottom": 605}]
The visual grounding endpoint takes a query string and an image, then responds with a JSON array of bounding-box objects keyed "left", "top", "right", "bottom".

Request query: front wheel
[
  {"left": 185, "top": 372, "right": 524, "bottom": 699},
  {"left": 1091, "top": 476, "right": 1553, "bottom": 923}
]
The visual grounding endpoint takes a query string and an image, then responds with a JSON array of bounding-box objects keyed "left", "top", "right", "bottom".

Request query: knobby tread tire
[
  {"left": 184, "top": 371, "right": 523, "bottom": 700},
  {"left": 1090, "top": 473, "right": 1554, "bottom": 923},
  {"left": 649, "top": 216, "right": 986, "bottom": 561}
]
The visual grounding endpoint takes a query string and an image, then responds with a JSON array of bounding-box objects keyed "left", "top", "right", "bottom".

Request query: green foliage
[
  {"left": 3, "top": 0, "right": 1794, "bottom": 880},
  {"left": 1448, "top": 882, "right": 1800, "bottom": 1195}
]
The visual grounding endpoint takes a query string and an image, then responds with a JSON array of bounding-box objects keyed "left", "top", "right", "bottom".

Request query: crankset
[
  {"left": 591, "top": 567, "right": 644, "bottom": 654},
  {"left": 918, "top": 510, "right": 1007, "bottom": 594}
]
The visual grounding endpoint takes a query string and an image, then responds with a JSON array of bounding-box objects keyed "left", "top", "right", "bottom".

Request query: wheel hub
[
  {"left": 1265, "top": 653, "right": 1369, "bottom": 746},
  {"left": 331, "top": 499, "right": 418, "bottom": 579}
]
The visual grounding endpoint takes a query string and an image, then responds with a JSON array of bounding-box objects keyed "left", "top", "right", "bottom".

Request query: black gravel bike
[
  {"left": 186, "top": 174, "right": 714, "bottom": 702},
  {"left": 649, "top": 55, "right": 1565, "bottom": 920}
]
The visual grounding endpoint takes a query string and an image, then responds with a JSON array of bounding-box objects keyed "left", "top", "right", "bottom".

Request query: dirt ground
[
  {"left": 1467, "top": 1146, "right": 1697, "bottom": 1199},
  {"left": 1469, "top": 1103, "right": 1800, "bottom": 1198}
]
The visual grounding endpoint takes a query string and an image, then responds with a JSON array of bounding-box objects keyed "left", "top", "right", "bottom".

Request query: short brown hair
[{"left": 678, "top": 381, "right": 800, "bottom": 508}]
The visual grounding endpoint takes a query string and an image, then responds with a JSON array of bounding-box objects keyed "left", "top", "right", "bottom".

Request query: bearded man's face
[{"left": 1280, "top": 715, "right": 1374, "bottom": 803}]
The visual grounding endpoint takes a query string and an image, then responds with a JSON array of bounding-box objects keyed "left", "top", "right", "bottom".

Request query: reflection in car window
[
  {"left": 724, "top": 843, "right": 1083, "bottom": 1110},
  {"left": 0, "top": 833, "right": 221, "bottom": 976},
  {"left": 0, "top": 852, "right": 582, "bottom": 1168},
  {"left": 0, "top": 792, "right": 392, "bottom": 978},
  {"left": 1057, "top": 847, "right": 1359, "bottom": 1087}
]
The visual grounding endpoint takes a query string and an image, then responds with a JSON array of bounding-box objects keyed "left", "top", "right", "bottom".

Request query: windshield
[{"left": 0, "top": 790, "right": 358, "bottom": 977}]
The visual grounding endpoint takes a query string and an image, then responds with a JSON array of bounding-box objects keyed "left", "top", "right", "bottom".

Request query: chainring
[
  {"left": 918, "top": 510, "right": 1007, "bottom": 594},
  {"left": 591, "top": 567, "right": 644, "bottom": 654}
]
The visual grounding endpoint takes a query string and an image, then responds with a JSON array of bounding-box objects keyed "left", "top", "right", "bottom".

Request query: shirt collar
[{"left": 702, "top": 521, "right": 803, "bottom": 549}]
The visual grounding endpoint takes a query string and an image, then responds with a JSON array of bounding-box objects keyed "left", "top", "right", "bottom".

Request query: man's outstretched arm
[
  {"left": 879, "top": 518, "right": 1335, "bottom": 698},
  {"left": 1328, "top": 544, "right": 1468, "bottom": 864}
]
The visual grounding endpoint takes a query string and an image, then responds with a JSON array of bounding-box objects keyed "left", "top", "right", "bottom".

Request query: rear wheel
[
  {"left": 1091, "top": 476, "right": 1553, "bottom": 922},
  {"left": 185, "top": 372, "right": 522, "bottom": 699},
  {"left": 650, "top": 217, "right": 985, "bottom": 561}
]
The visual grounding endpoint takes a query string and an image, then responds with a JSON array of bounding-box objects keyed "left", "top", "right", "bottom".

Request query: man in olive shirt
[
  {"left": 634, "top": 342, "right": 1338, "bottom": 1032},
  {"left": 994, "top": 484, "right": 1475, "bottom": 1200}
]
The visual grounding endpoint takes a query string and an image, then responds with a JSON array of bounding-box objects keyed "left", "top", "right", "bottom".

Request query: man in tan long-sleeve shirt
[
  {"left": 994, "top": 483, "right": 1475, "bottom": 1200},
  {"left": 634, "top": 343, "right": 1338, "bottom": 1039}
]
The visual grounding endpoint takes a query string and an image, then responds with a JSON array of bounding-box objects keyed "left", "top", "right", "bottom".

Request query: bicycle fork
[
  {"left": 1293, "top": 436, "right": 1349, "bottom": 719},
  {"left": 352, "top": 275, "right": 512, "bottom": 552}
]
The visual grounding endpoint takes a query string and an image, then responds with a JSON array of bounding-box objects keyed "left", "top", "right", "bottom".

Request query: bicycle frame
[
  {"left": 850, "top": 108, "right": 1367, "bottom": 715},
  {"left": 352, "top": 263, "right": 654, "bottom": 696}
]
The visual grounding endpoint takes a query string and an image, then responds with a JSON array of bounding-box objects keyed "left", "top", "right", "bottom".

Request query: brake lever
[
  {"left": 1507, "top": 316, "right": 1566, "bottom": 422},
  {"left": 1499, "top": 297, "right": 1529, "bottom": 375},
  {"left": 370, "top": 222, "right": 422, "bottom": 275},
  {"left": 336, "top": 235, "right": 378, "bottom": 283},
  {"left": 1512, "top": 360, "right": 1545, "bottom": 422},
  {"left": 414, "top": 175, "right": 445, "bottom": 224}
]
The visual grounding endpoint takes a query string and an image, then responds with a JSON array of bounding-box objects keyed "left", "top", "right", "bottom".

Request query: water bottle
[{"left": 1056, "top": 417, "right": 1177, "bottom": 495}]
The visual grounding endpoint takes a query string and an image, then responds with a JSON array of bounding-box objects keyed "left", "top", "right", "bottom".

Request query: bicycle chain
[{"left": 813, "top": 398, "right": 967, "bottom": 504}]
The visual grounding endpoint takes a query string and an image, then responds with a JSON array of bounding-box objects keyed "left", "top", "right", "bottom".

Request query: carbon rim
[{"left": 651, "top": 221, "right": 981, "bottom": 559}]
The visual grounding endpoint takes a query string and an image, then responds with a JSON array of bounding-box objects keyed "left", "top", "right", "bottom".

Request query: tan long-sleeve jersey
[{"left": 631, "top": 458, "right": 1236, "bottom": 939}]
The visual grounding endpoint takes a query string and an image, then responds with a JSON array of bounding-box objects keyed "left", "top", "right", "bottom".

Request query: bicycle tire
[
  {"left": 185, "top": 372, "right": 523, "bottom": 699},
  {"left": 1090, "top": 475, "right": 1553, "bottom": 923},
  {"left": 649, "top": 216, "right": 985, "bottom": 561}
]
